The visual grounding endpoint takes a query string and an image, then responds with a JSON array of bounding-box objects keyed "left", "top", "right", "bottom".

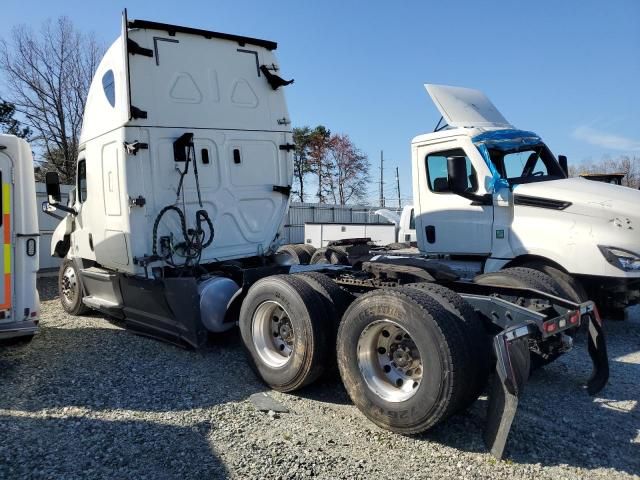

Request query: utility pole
[
  {"left": 379, "top": 150, "right": 384, "bottom": 207},
  {"left": 396, "top": 166, "right": 401, "bottom": 209}
]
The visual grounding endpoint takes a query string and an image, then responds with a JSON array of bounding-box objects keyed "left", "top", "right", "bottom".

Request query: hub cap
[
  {"left": 61, "top": 266, "right": 79, "bottom": 305},
  {"left": 357, "top": 320, "right": 423, "bottom": 402},
  {"left": 252, "top": 300, "right": 295, "bottom": 368}
]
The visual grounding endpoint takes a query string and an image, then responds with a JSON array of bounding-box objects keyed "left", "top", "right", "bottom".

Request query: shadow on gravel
[
  {"left": 0, "top": 414, "right": 228, "bottom": 479},
  {"left": 0, "top": 319, "right": 264, "bottom": 479},
  {"left": 37, "top": 277, "right": 59, "bottom": 302},
  {"left": 0, "top": 325, "right": 264, "bottom": 412},
  {"left": 292, "top": 374, "right": 352, "bottom": 406}
]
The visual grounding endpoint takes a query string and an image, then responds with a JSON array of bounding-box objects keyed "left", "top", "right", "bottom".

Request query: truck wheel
[
  {"left": 522, "top": 262, "right": 588, "bottom": 303},
  {"left": 406, "top": 282, "right": 490, "bottom": 411},
  {"left": 239, "top": 275, "right": 331, "bottom": 392},
  {"left": 299, "top": 243, "right": 317, "bottom": 257},
  {"left": 310, "top": 247, "right": 349, "bottom": 265},
  {"left": 337, "top": 287, "right": 470, "bottom": 433},
  {"left": 276, "top": 244, "right": 312, "bottom": 265},
  {"left": 59, "top": 259, "right": 89, "bottom": 316}
]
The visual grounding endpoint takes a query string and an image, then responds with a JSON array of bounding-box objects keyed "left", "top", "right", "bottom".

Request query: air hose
[{"left": 151, "top": 132, "right": 214, "bottom": 268}]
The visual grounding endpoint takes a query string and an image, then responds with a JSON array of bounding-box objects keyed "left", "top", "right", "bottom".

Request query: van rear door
[{"left": 0, "top": 149, "right": 13, "bottom": 319}]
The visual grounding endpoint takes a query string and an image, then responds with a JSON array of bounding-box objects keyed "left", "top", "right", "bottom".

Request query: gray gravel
[{"left": 0, "top": 278, "right": 638, "bottom": 479}]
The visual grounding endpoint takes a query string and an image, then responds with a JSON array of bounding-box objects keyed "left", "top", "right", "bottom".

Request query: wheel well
[
  {"left": 503, "top": 255, "right": 568, "bottom": 273},
  {"left": 53, "top": 234, "right": 71, "bottom": 258}
]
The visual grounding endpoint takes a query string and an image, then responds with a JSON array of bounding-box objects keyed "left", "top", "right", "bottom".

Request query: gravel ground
[{"left": 0, "top": 278, "right": 638, "bottom": 479}]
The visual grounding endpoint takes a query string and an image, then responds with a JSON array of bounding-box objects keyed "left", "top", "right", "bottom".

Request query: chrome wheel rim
[
  {"left": 61, "top": 266, "right": 78, "bottom": 305},
  {"left": 357, "top": 319, "right": 423, "bottom": 402},
  {"left": 252, "top": 300, "right": 295, "bottom": 368}
]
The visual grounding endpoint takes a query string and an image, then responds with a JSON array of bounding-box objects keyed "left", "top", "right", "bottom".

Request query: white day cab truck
[
  {"left": 45, "top": 12, "right": 608, "bottom": 459},
  {"left": 297, "top": 85, "right": 640, "bottom": 321},
  {"left": 0, "top": 135, "right": 39, "bottom": 341}
]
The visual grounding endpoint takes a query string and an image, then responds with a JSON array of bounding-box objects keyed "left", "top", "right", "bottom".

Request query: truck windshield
[
  {"left": 473, "top": 130, "right": 566, "bottom": 187},
  {"left": 488, "top": 144, "right": 565, "bottom": 185}
]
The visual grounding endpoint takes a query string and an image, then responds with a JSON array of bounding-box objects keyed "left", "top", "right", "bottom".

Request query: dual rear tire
[
  {"left": 336, "top": 287, "right": 480, "bottom": 433},
  {"left": 275, "top": 244, "right": 316, "bottom": 265},
  {"left": 240, "top": 274, "right": 485, "bottom": 435}
]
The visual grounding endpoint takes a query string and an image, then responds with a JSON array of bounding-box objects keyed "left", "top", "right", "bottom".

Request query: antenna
[
  {"left": 396, "top": 166, "right": 401, "bottom": 209},
  {"left": 379, "top": 151, "right": 385, "bottom": 207}
]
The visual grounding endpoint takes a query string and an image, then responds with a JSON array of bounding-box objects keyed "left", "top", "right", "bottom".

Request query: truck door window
[
  {"left": 78, "top": 159, "right": 87, "bottom": 202},
  {"left": 426, "top": 149, "right": 477, "bottom": 193}
]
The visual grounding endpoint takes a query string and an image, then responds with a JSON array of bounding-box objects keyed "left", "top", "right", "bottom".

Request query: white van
[{"left": 0, "top": 135, "right": 39, "bottom": 341}]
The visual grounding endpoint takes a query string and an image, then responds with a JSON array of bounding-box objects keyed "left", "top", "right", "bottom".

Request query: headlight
[{"left": 598, "top": 245, "right": 640, "bottom": 271}]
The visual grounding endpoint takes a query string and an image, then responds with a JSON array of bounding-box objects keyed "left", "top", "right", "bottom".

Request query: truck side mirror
[
  {"left": 447, "top": 156, "right": 469, "bottom": 194},
  {"left": 558, "top": 155, "right": 568, "bottom": 176},
  {"left": 45, "top": 172, "right": 62, "bottom": 204}
]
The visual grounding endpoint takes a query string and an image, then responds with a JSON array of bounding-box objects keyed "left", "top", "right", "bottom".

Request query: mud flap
[
  {"left": 483, "top": 329, "right": 531, "bottom": 459},
  {"left": 586, "top": 313, "right": 609, "bottom": 395}
]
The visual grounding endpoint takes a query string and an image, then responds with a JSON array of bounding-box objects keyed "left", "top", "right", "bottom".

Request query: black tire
[
  {"left": 295, "top": 272, "right": 355, "bottom": 372},
  {"left": 59, "top": 259, "right": 89, "bottom": 315},
  {"left": 239, "top": 275, "right": 331, "bottom": 392},
  {"left": 310, "top": 247, "right": 349, "bottom": 265},
  {"left": 522, "top": 262, "right": 588, "bottom": 303},
  {"left": 386, "top": 242, "right": 410, "bottom": 250},
  {"left": 276, "top": 244, "right": 312, "bottom": 265},
  {"left": 336, "top": 287, "right": 471, "bottom": 434},
  {"left": 406, "top": 282, "right": 490, "bottom": 410},
  {"left": 299, "top": 243, "right": 317, "bottom": 257},
  {"left": 474, "top": 267, "right": 561, "bottom": 296},
  {"left": 295, "top": 272, "right": 354, "bottom": 325}
]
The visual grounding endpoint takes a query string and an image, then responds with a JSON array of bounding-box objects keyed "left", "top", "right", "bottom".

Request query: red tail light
[{"left": 568, "top": 311, "right": 580, "bottom": 325}]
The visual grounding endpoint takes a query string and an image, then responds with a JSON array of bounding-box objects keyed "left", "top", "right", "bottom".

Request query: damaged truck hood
[{"left": 514, "top": 177, "right": 640, "bottom": 222}]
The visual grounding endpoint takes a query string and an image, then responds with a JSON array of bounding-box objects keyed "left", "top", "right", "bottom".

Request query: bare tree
[
  {"left": 571, "top": 155, "right": 640, "bottom": 188},
  {"left": 322, "top": 133, "right": 369, "bottom": 205},
  {"left": 0, "top": 17, "right": 102, "bottom": 182}
]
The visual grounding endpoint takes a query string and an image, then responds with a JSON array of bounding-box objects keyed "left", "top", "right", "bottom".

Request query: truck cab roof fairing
[
  {"left": 80, "top": 15, "right": 289, "bottom": 144},
  {"left": 425, "top": 84, "right": 512, "bottom": 129}
]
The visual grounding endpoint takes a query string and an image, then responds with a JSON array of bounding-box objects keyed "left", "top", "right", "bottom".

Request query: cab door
[
  {"left": 0, "top": 151, "right": 13, "bottom": 317},
  {"left": 414, "top": 140, "right": 494, "bottom": 255}
]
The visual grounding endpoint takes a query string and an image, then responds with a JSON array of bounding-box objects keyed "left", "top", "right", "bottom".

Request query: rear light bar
[{"left": 542, "top": 310, "right": 581, "bottom": 337}]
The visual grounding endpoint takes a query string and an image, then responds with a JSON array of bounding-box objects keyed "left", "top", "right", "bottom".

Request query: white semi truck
[
  {"left": 0, "top": 135, "right": 39, "bottom": 341},
  {"left": 45, "top": 12, "right": 608, "bottom": 459}
]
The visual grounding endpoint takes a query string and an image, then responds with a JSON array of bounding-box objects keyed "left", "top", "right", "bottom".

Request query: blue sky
[{"left": 3, "top": 0, "right": 639, "bottom": 205}]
